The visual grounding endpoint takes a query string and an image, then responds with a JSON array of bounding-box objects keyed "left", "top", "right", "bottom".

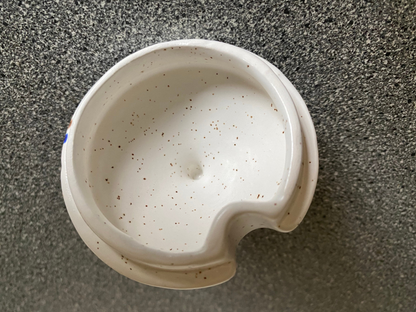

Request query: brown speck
[
  {"left": 117, "top": 195, "right": 120, "bottom": 200},
  {"left": 257, "top": 194, "right": 260, "bottom": 199},
  {"left": 143, "top": 178, "right": 146, "bottom": 180}
]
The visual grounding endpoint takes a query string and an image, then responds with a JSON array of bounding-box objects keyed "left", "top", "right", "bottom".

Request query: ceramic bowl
[{"left": 61, "top": 40, "right": 318, "bottom": 289}]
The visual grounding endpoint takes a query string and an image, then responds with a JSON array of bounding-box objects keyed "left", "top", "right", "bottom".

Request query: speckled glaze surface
[
  {"left": 61, "top": 40, "right": 317, "bottom": 288},
  {"left": 2, "top": 0, "right": 416, "bottom": 310}
]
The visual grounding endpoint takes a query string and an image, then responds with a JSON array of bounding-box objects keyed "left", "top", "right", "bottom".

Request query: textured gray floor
[{"left": 1, "top": 0, "right": 415, "bottom": 311}]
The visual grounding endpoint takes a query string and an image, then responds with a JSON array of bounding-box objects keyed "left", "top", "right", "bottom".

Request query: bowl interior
[{"left": 72, "top": 46, "right": 287, "bottom": 253}]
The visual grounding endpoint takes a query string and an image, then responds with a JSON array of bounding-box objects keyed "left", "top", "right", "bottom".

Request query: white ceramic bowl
[{"left": 61, "top": 40, "right": 318, "bottom": 289}]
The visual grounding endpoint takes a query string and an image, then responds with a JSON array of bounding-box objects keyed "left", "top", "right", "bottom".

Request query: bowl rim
[{"left": 62, "top": 39, "right": 303, "bottom": 269}]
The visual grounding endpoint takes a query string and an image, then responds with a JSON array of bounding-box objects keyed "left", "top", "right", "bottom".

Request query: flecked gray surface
[{"left": 1, "top": 0, "right": 415, "bottom": 311}]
